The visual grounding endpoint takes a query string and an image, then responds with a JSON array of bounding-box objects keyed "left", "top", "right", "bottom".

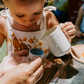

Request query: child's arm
[
  {"left": 45, "top": 11, "right": 59, "bottom": 30},
  {"left": 45, "top": 11, "right": 76, "bottom": 41},
  {"left": 0, "top": 17, "right": 8, "bottom": 47}
]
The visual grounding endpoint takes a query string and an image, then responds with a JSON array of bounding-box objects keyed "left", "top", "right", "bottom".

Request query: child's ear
[{"left": 3, "top": 0, "right": 8, "bottom": 8}]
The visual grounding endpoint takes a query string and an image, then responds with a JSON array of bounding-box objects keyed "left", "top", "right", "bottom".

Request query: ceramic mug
[
  {"left": 41, "top": 26, "right": 71, "bottom": 57},
  {"left": 29, "top": 48, "right": 44, "bottom": 61}
]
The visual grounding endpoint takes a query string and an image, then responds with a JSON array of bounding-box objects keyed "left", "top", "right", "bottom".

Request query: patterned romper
[{"left": 1, "top": 9, "right": 50, "bottom": 60}]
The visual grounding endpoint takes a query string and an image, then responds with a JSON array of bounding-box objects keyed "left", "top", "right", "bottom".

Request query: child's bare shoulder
[
  {"left": 0, "top": 15, "right": 8, "bottom": 36},
  {"left": 45, "top": 11, "right": 55, "bottom": 20},
  {"left": 45, "top": 11, "right": 59, "bottom": 29}
]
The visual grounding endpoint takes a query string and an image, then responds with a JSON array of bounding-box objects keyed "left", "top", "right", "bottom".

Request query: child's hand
[{"left": 59, "top": 22, "right": 76, "bottom": 41}]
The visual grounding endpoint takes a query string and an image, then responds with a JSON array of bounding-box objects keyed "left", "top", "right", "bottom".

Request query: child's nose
[
  {"left": 29, "top": 18, "right": 35, "bottom": 22},
  {"left": 25, "top": 19, "right": 35, "bottom": 23},
  {"left": 25, "top": 16, "right": 35, "bottom": 23}
]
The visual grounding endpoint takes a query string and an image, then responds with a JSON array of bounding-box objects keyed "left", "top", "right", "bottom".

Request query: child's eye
[
  {"left": 34, "top": 11, "right": 41, "bottom": 15},
  {"left": 16, "top": 14, "right": 24, "bottom": 17}
]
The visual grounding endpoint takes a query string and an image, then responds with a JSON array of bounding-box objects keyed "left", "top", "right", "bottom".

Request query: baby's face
[{"left": 6, "top": 0, "right": 44, "bottom": 27}]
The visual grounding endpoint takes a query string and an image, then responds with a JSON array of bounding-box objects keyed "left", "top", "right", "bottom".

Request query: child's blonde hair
[{"left": 0, "top": 0, "right": 45, "bottom": 15}]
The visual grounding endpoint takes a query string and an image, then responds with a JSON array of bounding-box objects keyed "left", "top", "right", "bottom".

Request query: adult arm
[
  {"left": 0, "top": 54, "right": 43, "bottom": 84},
  {"left": 45, "top": 11, "right": 76, "bottom": 41},
  {"left": 75, "top": 5, "right": 83, "bottom": 30},
  {"left": 75, "top": 5, "right": 84, "bottom": 38}
]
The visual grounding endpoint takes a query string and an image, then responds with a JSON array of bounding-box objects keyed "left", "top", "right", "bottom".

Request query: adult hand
[
  {"left": 82, "top": 33, "right": 84, "bottom": 37},
  {"left": 0, "top": 57, "right": 43, "bottom": 84},
  {"left": 76, "top": 30, "right": 84, "bottom": 38},
  {"left": 0, "top": 50, "right": 28, "bottom": 77},
  {"left": 59, "top": 22, "right": 76, "bottom": 40}
]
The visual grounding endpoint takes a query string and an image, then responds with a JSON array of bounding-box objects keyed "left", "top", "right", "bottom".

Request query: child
[
  {"left": 0, "top": 0, "right": 75, "bottom": 64},
  {"left": 75, "top": 4, "right": 84, "bottom": 38}
]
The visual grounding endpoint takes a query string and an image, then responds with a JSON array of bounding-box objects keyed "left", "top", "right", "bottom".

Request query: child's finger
[{"left": 15, "top": 50, "right": 29, "bottom": 56}]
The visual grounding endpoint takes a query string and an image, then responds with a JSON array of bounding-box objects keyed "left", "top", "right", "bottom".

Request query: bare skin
[
  {"left": 75, "top": 5, "right": 84, "bottom": 38},
  {"left": 0, "top": 0, "right": 76, "bottom": 83},
  {"left": 0, "top": 50, "right": 44, "bottom": 84},
  {"left": 0, "top": 0, "right": 76, "bottom": 47}
]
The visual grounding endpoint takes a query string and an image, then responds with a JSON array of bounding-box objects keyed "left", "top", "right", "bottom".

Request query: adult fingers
[
  {"left": 25, "top": 57, "right": 42, "bottom": 75},
  {"left": 82, "top": 33, "right": 84, "bottom": 37},
  {"left": 33, "top": 65, "right": 43, "bottom": 76},
  {"left": 34, "top": 72, "right": 43, "bottom": 84},
  {"left": 30, "top": 72, "right": 43, "bottom": 84},
  {"left": 76, "top": 33, "right": 82, "bottom": 38}
]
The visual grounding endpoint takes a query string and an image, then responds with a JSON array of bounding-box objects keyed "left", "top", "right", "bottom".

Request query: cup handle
[{"left": 26, "top": 55, "right": 31, "bottom": 62}]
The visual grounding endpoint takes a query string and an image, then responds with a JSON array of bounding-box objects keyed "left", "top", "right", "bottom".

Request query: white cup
[
  {"left": 29, "top": 48, "right": 44, "bottom": 61},
  {"left": 41, "top": 26, "right": 71, "bottom": 57}
]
